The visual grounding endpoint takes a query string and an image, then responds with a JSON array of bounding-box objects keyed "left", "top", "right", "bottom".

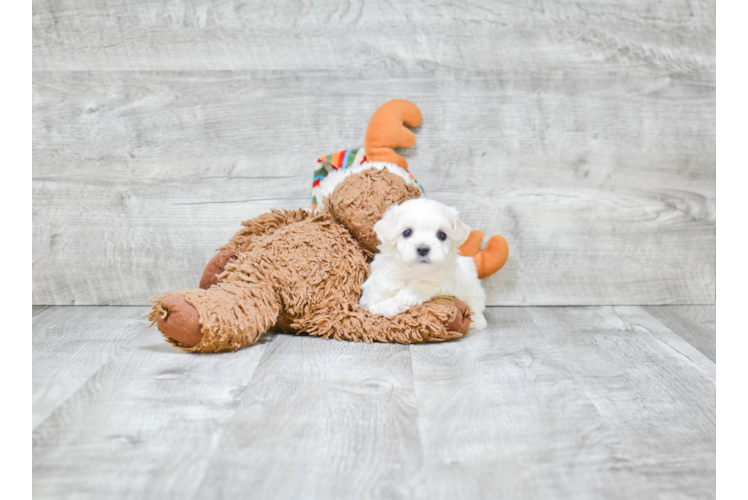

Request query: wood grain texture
[
  {"left": 410, "top": 307, "right": 640, "bottom": 499},
  {"left": 192, "top": 334, "right": 427, "bottom": 500},
  {"left": 32, "top": 0, "right": 715, "bottom": 72},
  {"left": 33, "top": 68, "right": 715, "bottom": 305},
  {"left": 33, "top": 305, "right": 54, "bottom": 318},
  {"left": 33, "top": 306, "right": 144, "bottom": 428},
  {"left": 33, "top": 306, "right": 271, "bottom": 500},
  {"left": 526, "top": 305, "right": 715, "bottom": 500},
  {"left": 32, "top": 305, "right": 716, "bottom": 499},
  {"left": 644, "top": 305, "right": 716, "bottom": 362}
]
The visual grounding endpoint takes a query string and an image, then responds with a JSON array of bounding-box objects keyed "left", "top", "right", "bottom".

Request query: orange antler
[
  {"left": 459, "top": 230, "right": 485, "bottom": 258},
  {"left": 459, "top": 230, "right": 509, "bottom": 279},
  {"left": 365, "top": 99, "right": 422, "bottom": 170}
]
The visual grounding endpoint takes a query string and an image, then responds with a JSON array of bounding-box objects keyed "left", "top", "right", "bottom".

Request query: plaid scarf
[{"left": 312, "top": 148, "right": 422, "bottom": 210}]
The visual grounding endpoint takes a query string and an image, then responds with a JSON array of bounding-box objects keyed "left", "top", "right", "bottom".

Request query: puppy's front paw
[
  {"left": 369, "top": 298, "right": 409, "bottom": 317},
  {"left": 394, "top": 289, "right": 424, "bottom": 308},
  {"left": 471, "top": 313, "right": 488, "bottom": 331}
]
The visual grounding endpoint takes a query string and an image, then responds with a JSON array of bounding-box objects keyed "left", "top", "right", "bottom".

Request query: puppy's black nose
[{"left": 417, "top": 245, "right": 430, "bottom": 256}]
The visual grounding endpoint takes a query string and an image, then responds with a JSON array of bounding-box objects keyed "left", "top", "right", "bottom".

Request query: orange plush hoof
[
  {"left": 458, "top": 230, "right": 484, "bottom": 257},
  {"left": 460, "top": 232, "right": 509, "bottom": 279},
  {"left": 474, "top": 235, "right": 509, "bottom": 279}
]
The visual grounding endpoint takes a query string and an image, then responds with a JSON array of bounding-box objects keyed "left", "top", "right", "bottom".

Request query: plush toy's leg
[
  {"left": 458, "top": 230, "right": 484, "bottom": 257},
  {"left": 473, "top": 235, "right": 509, "bottom": 280},
  {"left": 294, "top": 296, "right": 472, "bottom": 344},
  {"left": 458, "top": 231, "right": 509, "bottom": 279},
  {"left": 221, "top": 209, "right": 311, "bottom": 255},
  {"left": 148, "top": 280, "right": 280, "bottom": 353},
  {"left": 199, "top": 250, "right": 237, "bottom": 289}
]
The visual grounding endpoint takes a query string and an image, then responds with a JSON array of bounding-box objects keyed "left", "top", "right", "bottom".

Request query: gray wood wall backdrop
[{"left": 32, "top": 0, "right": 715, "bottom": 306}]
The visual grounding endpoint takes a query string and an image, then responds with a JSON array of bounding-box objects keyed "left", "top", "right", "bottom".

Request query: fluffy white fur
[
  {"left": 359, "top": 198, "right": 488, "bottom": 330},
  {"left": 315, "top": 161, "right": 416, "bottom": 211}
]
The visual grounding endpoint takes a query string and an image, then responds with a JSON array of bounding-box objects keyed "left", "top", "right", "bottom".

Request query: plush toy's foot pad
[
  {"left": 155, "top": 295, "right": 204, "bottom": 347},
  {"left": 199, "top": 250, "right": 237, "bottom": 290},
  {"left": 446, "top": 298, "right": 471, "bottom": 333}
]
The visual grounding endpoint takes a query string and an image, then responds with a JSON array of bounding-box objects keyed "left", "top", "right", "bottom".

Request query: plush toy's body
[
  {"left": 148, "top": 100, "right": 508, "bottom": 353},
  {"left": 150, "top": 168, "right": 471, "bottom": 352}
]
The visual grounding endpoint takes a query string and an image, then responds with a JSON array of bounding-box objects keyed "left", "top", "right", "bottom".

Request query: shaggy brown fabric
[
  {"left": 219, "top": 209, "right": 311, "bottom": 254},
  {"left": 148, "top": 168, "right": 472, "bottom": 353},
  {"left": 199, "top": 250, "right": 237, "bottom": 289},
  {"left": 326, "top": 167, "right": 422, "bottom": 253}
]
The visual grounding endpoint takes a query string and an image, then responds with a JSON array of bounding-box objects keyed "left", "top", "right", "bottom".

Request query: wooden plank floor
[{"left": 32, "top": 305, "right": 715, "bottom": 500}]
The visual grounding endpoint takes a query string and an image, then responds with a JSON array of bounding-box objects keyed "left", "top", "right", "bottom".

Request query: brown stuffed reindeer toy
[{"left": 148, "top": 99, "right": 508, "bottom": 353}]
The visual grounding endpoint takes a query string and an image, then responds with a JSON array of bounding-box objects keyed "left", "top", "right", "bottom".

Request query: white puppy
[{"left": 359, "top": 198, "right": 488, "bottom": 330}]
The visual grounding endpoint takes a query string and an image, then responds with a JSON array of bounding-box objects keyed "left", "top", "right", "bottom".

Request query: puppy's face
[{"left": 373, "top": 198, "right": 471, "bottom": 268}]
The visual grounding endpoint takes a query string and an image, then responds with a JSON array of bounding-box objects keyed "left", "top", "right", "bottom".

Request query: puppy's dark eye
[
  {"left": 403, "top": 229, "right": 413, "bottom": 238},
  {"left": 437, "top": 231, "right": 447, "bottom": 241}
]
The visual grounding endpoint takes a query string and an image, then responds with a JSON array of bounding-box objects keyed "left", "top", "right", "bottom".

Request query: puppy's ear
[
  {"left": 452, "top": 216, "right": 471, "bottom": 247},
  {"left": 374, "top": 203, "right": 402, "bottom": 246}
]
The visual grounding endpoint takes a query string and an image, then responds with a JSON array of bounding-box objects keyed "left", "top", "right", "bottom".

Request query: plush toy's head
[{"left": 325, "top": 167, "right": 422, "bottom": 253}]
